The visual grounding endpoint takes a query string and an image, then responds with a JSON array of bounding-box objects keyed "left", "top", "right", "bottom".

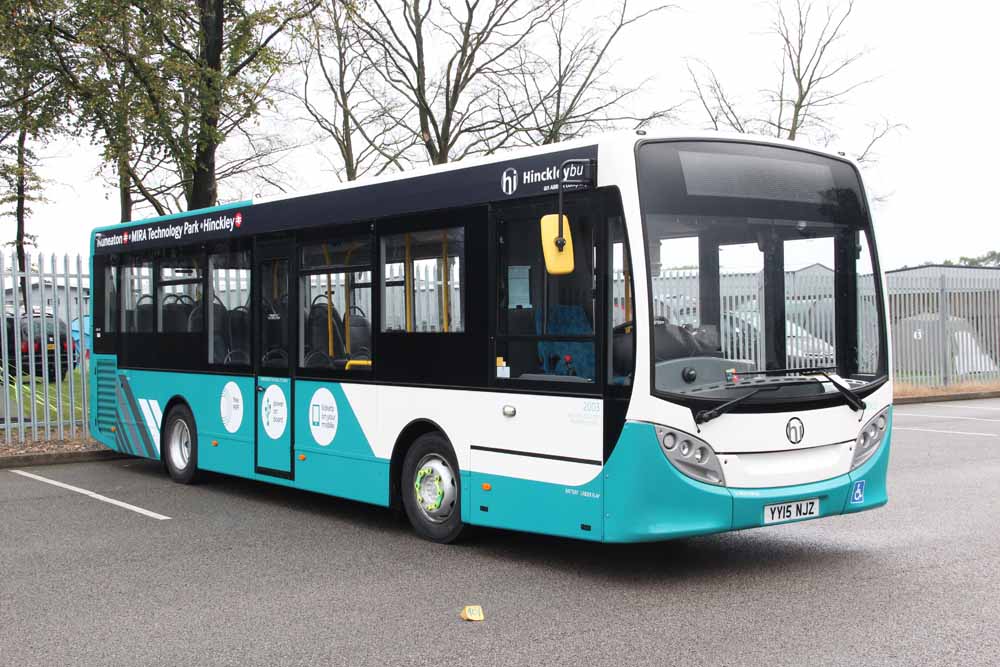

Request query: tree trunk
[
  {"left": 189, "top": 0, "right": 224, "bottom": 210},
  {"left": 118, "top": 151, "right": 132, "bottom": 222},
  {"left": 15, "top": 124, "right": 28, "bottom": 313}
]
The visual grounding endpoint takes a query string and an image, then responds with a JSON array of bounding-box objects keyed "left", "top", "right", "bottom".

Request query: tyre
[
  {"left": 401, "top": 432, "right": 464, "bottom": 543},
  {"left": 163, "top": 404, "right": 199, "bottom": 484}
]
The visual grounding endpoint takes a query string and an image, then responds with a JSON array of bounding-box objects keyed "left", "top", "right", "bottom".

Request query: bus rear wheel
[
  {"left": 401, "top": 432, "right": 464, "bottom": 543},
  {"left": 163, "top": 404, "right": 199, "bottom": 484}
]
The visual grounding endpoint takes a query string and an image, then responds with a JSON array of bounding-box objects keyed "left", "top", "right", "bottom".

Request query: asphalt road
[{"left": 2, "top": 399, "right": 999, "bottom": 666}]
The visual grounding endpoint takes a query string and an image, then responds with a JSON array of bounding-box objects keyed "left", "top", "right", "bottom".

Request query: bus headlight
[
  {"left": 654, "top": 425, "right": 726, "bottom": 486},
  {"left": 852, "top": 407, "right": 890, "bottom": 471}
]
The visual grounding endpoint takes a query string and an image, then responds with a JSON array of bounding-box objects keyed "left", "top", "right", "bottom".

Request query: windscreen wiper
[
  {"left": 804, "top": 370, "right": 866, "bottom": 412},
  {"left": 694, "top": 387, "right": 780, "bottom": 424}
]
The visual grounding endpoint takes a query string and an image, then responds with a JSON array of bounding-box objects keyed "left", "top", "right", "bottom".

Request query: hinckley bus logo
[
  {"left": 95, "top": 211, "right": 244, "bottom": 248},
  {"left": 786, "top": 417, "right": 805, "bottom": 444},
  {"left": 500, "top": 160, "right": 590, "bottom": 196},
  {"left": 501, "top": 168, "right": 518, "bottom": 195}
]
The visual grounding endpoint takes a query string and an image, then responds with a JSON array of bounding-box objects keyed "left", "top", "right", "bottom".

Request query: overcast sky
[{"left": 15, "top": 0, "right": 999, "bottom": 271}]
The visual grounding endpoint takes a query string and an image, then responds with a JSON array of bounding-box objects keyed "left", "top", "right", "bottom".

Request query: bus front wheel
[
  {"left": 163, "top": 404, "right": 199, "bottom": 484},
  {"left": 401, "top": 432, "right": 464, "bottom": 543}
]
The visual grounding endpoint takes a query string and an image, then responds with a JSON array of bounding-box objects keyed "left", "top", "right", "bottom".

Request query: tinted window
[
  {"left": 208, "top": 249, "right": 251, "bottom": 366},
  {"left": 382, "top": 228, "right": 465, "bottom": 333},
  {"left": 122, "top": 258, "right": 154, "bottom": 333},
  {"left": 300, "top": 237, "right": 373, "bottom": 371}
]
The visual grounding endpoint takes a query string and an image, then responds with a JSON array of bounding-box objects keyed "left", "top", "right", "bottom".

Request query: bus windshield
[{"left": 637, "top": 140, "right": 887, "bottom": 404}]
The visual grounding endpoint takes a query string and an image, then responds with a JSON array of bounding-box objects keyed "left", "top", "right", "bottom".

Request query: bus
[{"left": 88, "top": 132, "right": 892, "bottom": 543}]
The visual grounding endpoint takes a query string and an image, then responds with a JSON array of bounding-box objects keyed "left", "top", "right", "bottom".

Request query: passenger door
[{"left": 254, "top": 241, "right": 296, "bottom": 477}]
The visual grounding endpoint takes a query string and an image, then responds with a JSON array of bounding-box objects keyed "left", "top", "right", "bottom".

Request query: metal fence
[
  {"left": 887, "top": 269, "right": 1000, "bottom": 387},
  {"left": 1, "top": 252, "right": 91, "bottom": 444},
  {"left": 636, "top": 266, "right": 1000, "bottom": 388},
  {"left": 5, "top": 250, "right": 999, "bottom": 446}
]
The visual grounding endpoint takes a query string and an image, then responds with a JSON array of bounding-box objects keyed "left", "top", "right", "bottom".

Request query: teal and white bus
[{"left": 89, "top": 132, "right": 892, "bottom": 543}]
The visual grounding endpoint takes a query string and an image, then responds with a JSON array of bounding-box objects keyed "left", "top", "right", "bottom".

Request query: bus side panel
[
  {"left": 121, "top": 369, "right": 256, "bottom": 477},
  {"left": 292, "top": 380, "right": 389, "bottom": 506},
  {"left": 468, "top": 464, "right": 604, "bottom": 541}
]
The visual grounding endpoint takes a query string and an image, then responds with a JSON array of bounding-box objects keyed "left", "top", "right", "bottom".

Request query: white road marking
[
  {"left": 894, "top": 427, "right": 999, "bottom": 438},
  {"left": 8, "top": 470, "right": 171, "bottom": 520},
  {"left": 895, "top": 412, "right": 1000, "bottom": 423}
]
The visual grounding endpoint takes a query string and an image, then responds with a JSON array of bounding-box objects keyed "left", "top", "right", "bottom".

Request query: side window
[
  {"left": 208, "top": 249, "right": 251, "bottom": 366},
  {"left": 158, "top": 249, "right": 203, "bottom": 333},
  {"left": 609, "top": 215, "right": 634, "bottom": 385},
  {"left": 104, "top": 263, "right": 118, "bottom": 334},
  {"left": 121, "top": 258, "right": 153, "bottom": 333},
  {"left": 496, "top": 199, "right": 596, "bottom": 382},
  {"left": 381, "top": 227, "right": 465, "bottom": 332},
  {"left": 299, "top": 237, "right": 373, "bottom": 370}
]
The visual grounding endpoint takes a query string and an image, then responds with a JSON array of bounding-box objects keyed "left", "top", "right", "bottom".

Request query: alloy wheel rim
[
  {"left": 168, "top": 419, "right": 191, "bottom": 471},
  {"left": 412, "top": 454, "right": 457, "bottom": 523}
]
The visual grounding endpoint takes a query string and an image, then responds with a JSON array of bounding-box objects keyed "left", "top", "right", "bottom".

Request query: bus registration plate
[{"left": 763, "top": 498, "right": 819, "bottom": 525}]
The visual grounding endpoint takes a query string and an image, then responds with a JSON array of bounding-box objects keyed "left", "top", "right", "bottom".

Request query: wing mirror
[{"left": 539, "top": 214, "right": 574, "bottom": 275}]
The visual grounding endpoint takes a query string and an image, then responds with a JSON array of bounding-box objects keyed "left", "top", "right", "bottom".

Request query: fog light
[
  {"left": 662, "top": 432, "right": 676, "bottom": 450},
  {"left": 680, "top": 440, "right": 691, "bottom": 456}
]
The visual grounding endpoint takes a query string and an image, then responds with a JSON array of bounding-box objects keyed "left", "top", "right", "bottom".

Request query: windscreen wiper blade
[
  {"left": 695, "top": 387, "right": 779, "bottom": 424},
  {"left": 805, "top": 370, "right": 866, "bottom": 412}
]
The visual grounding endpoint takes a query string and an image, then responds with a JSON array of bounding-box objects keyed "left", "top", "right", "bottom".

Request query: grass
[
  {"left": 2, "top": 365, "right": 87, "bottom": 436},
  {"left": 894, "top": 380, "right": 1000, "bottom": 398}
]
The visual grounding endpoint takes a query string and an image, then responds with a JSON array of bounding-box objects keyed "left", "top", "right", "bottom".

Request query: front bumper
[{"left": 603, "top": 420, "right": 891, "bottom": 543}]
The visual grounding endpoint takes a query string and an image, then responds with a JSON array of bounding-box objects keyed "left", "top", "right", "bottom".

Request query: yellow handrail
[{"left": 345, "top": 359, "right": 372, "bottom": 370}]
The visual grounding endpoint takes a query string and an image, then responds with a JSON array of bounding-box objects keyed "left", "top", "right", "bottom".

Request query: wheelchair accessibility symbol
[{"left": 850, "top": 480, "right": 866, "bottom": 504}]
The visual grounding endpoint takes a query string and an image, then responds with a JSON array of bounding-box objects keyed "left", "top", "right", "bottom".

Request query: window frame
[
  {"left": 92, "top": 254, "right": 118, "bottom": 355},
  {"left": 156, "top": 246, "right": 206, "bottom": 334},
  {"left": 206, "top": 240, "right": 254, "bottom": 375},
  {"left": 379, "top": 223, "right": 467, "bottom": 335},
  {"left": 489, "top": 189, "right": 612, "bottom": 396},
  {"left": 296, "top": 228, "right": 376, "bottom": 380}
]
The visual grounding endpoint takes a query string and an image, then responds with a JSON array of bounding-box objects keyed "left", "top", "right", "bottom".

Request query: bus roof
[{"left": 91, "top": 129, "right": 858, "bottom": 252}]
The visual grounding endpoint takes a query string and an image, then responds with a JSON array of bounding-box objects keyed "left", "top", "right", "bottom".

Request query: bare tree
[
  {"left": 688, "top": 0, "right": 900, "bottom": 160},
  {"left": 497, "top": 0, "right": 677, "bottom": 146},
  {"left": 293, "top": 0, "right": 416, "bottom": 181},
  {"left": 358, "top": 0, "right": 565, "bottom": 165}
]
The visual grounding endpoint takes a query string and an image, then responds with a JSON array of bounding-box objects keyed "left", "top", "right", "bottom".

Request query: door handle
[{"left": 502, "top": 405, "right": 516, "bottom": 417}]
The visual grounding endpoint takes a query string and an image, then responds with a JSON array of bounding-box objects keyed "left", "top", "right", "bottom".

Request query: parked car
[{"left": 3, "top": 312, "right": 79, "bottom": 381}]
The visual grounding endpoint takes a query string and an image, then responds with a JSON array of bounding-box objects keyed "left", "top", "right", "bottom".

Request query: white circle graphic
[
  {"left": 308, "top": 387, "right": 339, "bottom": 446},
  {"left": 220, "top": 381, "right": 244, "bottom": 434},
  {"left": 261, "top": 384, "right": 288, "bottom": 440}
]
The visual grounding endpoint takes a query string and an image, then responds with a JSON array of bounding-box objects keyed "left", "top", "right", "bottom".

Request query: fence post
[
  {"left": 10, "top": 254, "right": 24, "bottom": 443},
  {"left": 77, "top": 255, "right": 89, "bottom": 440},
  {"left": 0, "top": 253, "right": 9, "bottom": 446},
  {"left": 939, "top": 274, "right": 950, "bottom": 386},
  {"left": 64, "top": 254, "right": 76, "bottom": 439}
]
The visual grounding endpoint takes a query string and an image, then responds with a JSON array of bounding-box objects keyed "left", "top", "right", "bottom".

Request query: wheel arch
[{"left": 389, "top": 418, "right": 452, "bottom": 510}]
